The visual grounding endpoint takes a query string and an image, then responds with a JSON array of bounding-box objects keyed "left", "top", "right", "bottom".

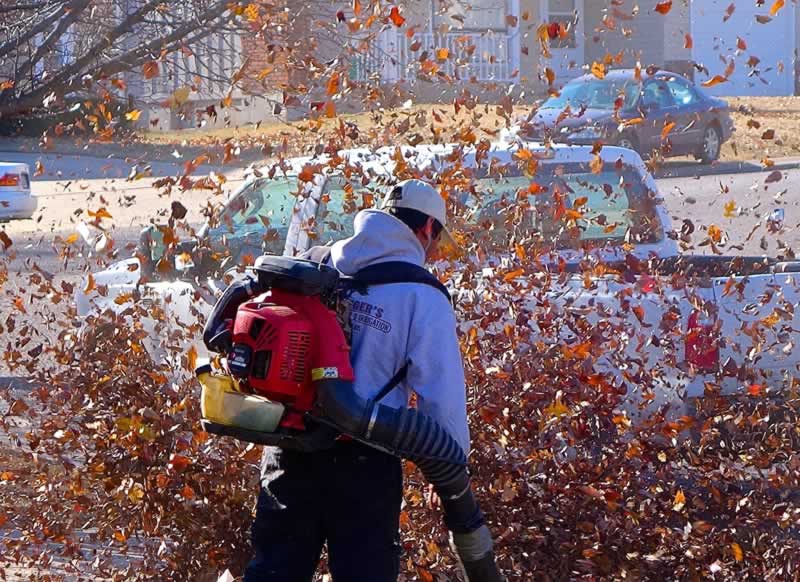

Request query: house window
[
  {"left": 433, "top": 0, "right": 509, "bottom": 31},
  {"left": 546, "top": 0, "right": 577, "bottom": 49}
]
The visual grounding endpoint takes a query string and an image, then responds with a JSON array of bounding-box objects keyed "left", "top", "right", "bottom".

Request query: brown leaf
[
  {"left": 590, "top": 61, "right": 606, "bottom": 79},
  {"left": 389, "top": 6, "right": 405, "bottom": 27},
  {"left": 187, "top": 345, "right": 198, "bottom": 372},
  {"left": 761, "top": 129, "right": 776, "bottom": 140},
  {"left": 0, "top": 231, "right": 11, "bottom": 250},
  {"left": 654, "top": 1, "right": 672, "bottom": 15},
  {"left": 755, "top": 14, "right": 773, "bottom": 24},
  {"left": 724, "top": 3, "right": 736, "bottom": 22},
  {"left": 590, "top": 154, "right": 603, "bottom": 174},
  {"left": 737, "top": 37, "right": 747, "bottom": 51},
  {"left": 684, "top": 34, "right": 693, "bottom": 49},
  {"left": 702, "top": 75, "right": 728, "bottom": 87},
  {"left": 84, "top": 273, "right": 96, "bottom": 294},
  {"left": 142, "top": 61, "right": 159, "bottom": 80},
  {"left": 765, "top": 170, "right": 783, "bottom": 183}
]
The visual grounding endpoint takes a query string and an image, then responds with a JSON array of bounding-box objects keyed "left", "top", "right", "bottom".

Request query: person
[{"left": 244, "top": 179, "right": 472, "bottom": 581}]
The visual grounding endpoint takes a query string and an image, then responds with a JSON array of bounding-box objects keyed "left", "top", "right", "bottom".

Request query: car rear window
[{"left": 458, "top": 162, "right": 662, "bottom": 250}]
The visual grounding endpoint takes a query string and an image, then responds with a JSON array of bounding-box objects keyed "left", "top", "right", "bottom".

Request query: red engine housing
[{"left": 228, "top": 288, "right": 354, "bottom": 430}]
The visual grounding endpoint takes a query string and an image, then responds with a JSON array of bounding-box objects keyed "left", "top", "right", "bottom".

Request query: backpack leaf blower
[{"left": 198, "top": 256, "right": 503, "bottom": 581}]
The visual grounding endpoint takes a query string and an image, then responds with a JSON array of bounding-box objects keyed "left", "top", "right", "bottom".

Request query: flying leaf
[
  {"left": 737, "top": 37, "right": 747, "bottom": 51},
  {"left": 142, "top": 61, "right": 159, "bottom": 80},
  {"left": 731, "top": 542, "right": 744, "bottom": 562},
  {"left": 765, "top": 170, "right": 783, "bottom": 183},
  {"left": 723, "top": 3, "right": 735, "bottom": 21},
  {"left": 170, "top": 86, "right": 191, "bottom": 107},
  {"left": 723, "top": 200, "right": 737, "bottom": 218},
  {"left": 544, "top": 67, "right": 555, "bottom": 85},
  {"left": 88, "top": 207, "right": 113, "bottom": 221},
  {"left": 673, "top": 489, "right": 686, "bottom": 511},
  {"left": 125, "top": 110, "right": 141, "bottom": 121},
  {"left": 326, "top": 71, "right": 340, "bottom": 96},
  {"left": 755, "top": 14, "right": 773, "bottom": 24},
  {"left": 661, "top": 121, "right": 676, "bottom": 139},
  {"left": 770, "top": 0, "right": 784, "bottom": 16},
  {"left": 708, "top": 224, "right": 723, "bottom": 243},
  {"left": 761, "top": 129, "right": 775, "bottom": 140},
  {"left": 590, "top": 154, "right": 603, "bottom": 174},
  {"left": 353, "top": 0, "right": 361, "bottom": 16},
  {"left": 702, "top": 75, "right": 728, "bottom": 87},
  {"left": 65, "top": 233, "right": 79, "bottom": 245},
  {"left": 590, "top": 61, "right": 606, "bottom": 79},
  {"left": 389, "top": 6, "right": 405, "bottom": 27},
  {"left": 684, "top": 34, "right": 693, "bottom": 49},
  {"left": 503, "top": 268, "right": 524, "bottom": 282},
  {"left": 187, "top": 345, "right": 198, "bottom": 372},
  {"left": 0, "top": 231, "right": 11, "bottom": 250},
  {"left": 84, "top": 273, "right": 96, "bottom": 294},
  {"left": 436, "top": 47, "right": 449, "bottom": 61},
  {"left": 747, "top": 383, "right": 764, "bottom": 396},
  {"left": 324, "top": 100, "right": 336, "bottom": 118},
  {"left": 655, "top": 1, "right": 672, "bottom": 15}
]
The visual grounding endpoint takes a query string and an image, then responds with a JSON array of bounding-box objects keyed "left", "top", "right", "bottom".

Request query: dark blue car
[{"left": 525, "top": 69, "right": 735, "bottom": 164}]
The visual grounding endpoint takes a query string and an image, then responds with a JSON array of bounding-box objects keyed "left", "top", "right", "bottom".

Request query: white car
[
  {"left": 74, "top": 143, "right": 800, "bottom": 421},
  {"left": 0, "top": 162, "right": 36, "bottom": 220}
]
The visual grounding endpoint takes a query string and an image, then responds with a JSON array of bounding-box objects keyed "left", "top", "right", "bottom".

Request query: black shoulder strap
[
  {"left": 373, "top": 361, "right": 409, "bottom": 403},
  {"left": 301, "top": 245, "right": 332, "bottom": 265},
  {"left": 350, "top": 261, "right": 451, "bottom": 303}
]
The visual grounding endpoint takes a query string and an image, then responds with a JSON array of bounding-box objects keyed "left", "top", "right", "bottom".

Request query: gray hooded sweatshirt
[{"left": 329, "top": 209, "right": 470, "bottom": 455}]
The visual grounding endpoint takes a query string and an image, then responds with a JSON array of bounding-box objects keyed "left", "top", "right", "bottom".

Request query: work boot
[{"left": 459, "top": 551, "right": 505, "bottom": 582}]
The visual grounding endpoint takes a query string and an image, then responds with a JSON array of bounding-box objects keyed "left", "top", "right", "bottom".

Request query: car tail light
[
  {"left": 685, "top": 309, "right": 719, "bottom": 372},
  {"left": 0, "top": 173, "right": 20, "bottom": 187}
]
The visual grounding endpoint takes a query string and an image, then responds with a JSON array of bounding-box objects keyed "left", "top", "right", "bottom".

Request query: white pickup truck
[{"left": 74, "top": 144, "right": 800, "bottom": 420}]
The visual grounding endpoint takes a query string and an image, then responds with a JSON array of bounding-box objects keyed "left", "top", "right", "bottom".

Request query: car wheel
[
  {"left": 616, "top": 133, "right": 639, "bottom": 153},
  {"left": 698, "top": 125, "right": 721, "bottom": 164}
]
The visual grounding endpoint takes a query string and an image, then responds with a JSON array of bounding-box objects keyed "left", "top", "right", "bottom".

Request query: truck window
[{"left": 316, "top": 176, "right": 377, "bottom": 242}]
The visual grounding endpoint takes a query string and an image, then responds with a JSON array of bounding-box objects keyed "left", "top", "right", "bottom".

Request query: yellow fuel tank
[{"left": 197, "top": 364, "right": 285, "bottom": 433}]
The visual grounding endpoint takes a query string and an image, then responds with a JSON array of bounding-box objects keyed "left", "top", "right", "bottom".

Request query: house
[{"left": 351, "top": 0, "right": 798, "bottom": 98}]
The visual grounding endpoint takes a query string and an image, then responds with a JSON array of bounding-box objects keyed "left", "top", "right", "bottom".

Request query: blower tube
[
  {"left": 202, "top": 276, "right": 502, "bottom": 580},
  {"left": 314, "top": 379, "right": 501, "bottom": 579}
]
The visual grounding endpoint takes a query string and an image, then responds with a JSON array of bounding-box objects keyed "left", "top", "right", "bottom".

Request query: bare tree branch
[
  {"left": 0, "top": 0, "right": 70, "bottom": 61},
  {"left": 13, "top": 0, "right": 91, "bottom": 83}
]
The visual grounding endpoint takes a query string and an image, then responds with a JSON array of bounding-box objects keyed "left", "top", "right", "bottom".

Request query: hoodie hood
[{"left": 330, "top": 209, "right": 425, "bottom": 275}]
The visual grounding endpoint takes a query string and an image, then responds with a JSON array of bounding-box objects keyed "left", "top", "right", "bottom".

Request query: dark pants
[{"left": 244, "top": 441, "right": 403, "bottom": 582}]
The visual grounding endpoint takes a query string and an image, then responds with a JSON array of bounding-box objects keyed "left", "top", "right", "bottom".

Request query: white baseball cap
[{"left": 381, "top": 179, "right": 458, "bottom": 255}]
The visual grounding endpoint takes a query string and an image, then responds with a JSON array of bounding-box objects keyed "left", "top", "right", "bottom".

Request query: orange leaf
[
  {"left": 125, "top": 110, "right": 141, "bottom": 121},
  {"left": 702, "top": 75, "right": 728, "bottom": 87},
  {"left": 684, "top": 34, "right": 693, "bottom": 49},
  {"left": 142, "top": 61, "right": 159, "bottom": 80},
  {"left": 623, "top": 117, "right": 643, "bottom": 127},
  {"left": 326, "top": 71, "right": 340, "bottom": 96},
  {"left": 723, "top": 200, "right": 737, "bottom": 218},
  {"left": 436, "top": 47, "right": 449, "bottom": 61},
  {"left": 84, "top": 273, "right": 96, "bottom": 294},
  {"left": 654, "top": 1, "right": 672, "bottom": 14},
  {"left": 590, "top": 61, "right": 606, "bottom": 80},
  {"left": 389, "top": 6, "right": 405, "bottom": 27},
  {"left": 708, "top": 224, "right": 723, "bottom": 243},
  {"left": 187, "top": 345, "right": 198, "bottom": 372},
  {"left": 34, "top": 160, "right": 44, "bottom": 177},
  {"left": 324, "top": 100, "right": 336, "bottom": 118},
  {"left": 747, "top": 383, "right": 763, "bottom": 396},
  {"left": 770, "top": 0, "right": 785, "bottom": 16},
  {"left": 353, "top": 0, "right": 361, "bottom": 16},
  {"left": 672, "top": 489, "right": 686, "bottom": 511},
  {"left": 88, "top": 207, "right": 113, "bottom": 220},
  {"left": 544, "top": 67, "right": 555, "bottom": 85},
  {"left": 661, "top": 121, "right": 676, "bottom": 139},
  {"left": 503, "top": 268, "right": 524, "bottom": 282},
  {"left": 590, "top": 154, "right": 603, "bottom": 174},
  {"left": 731, "top": 542, "right": 744, "bottom": 562},
  {"left": 113, "top": 530, "right": 127, "bottom": 543},
  {"left": 737, "top": 37, "right": 747, "bottom": 51}
]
